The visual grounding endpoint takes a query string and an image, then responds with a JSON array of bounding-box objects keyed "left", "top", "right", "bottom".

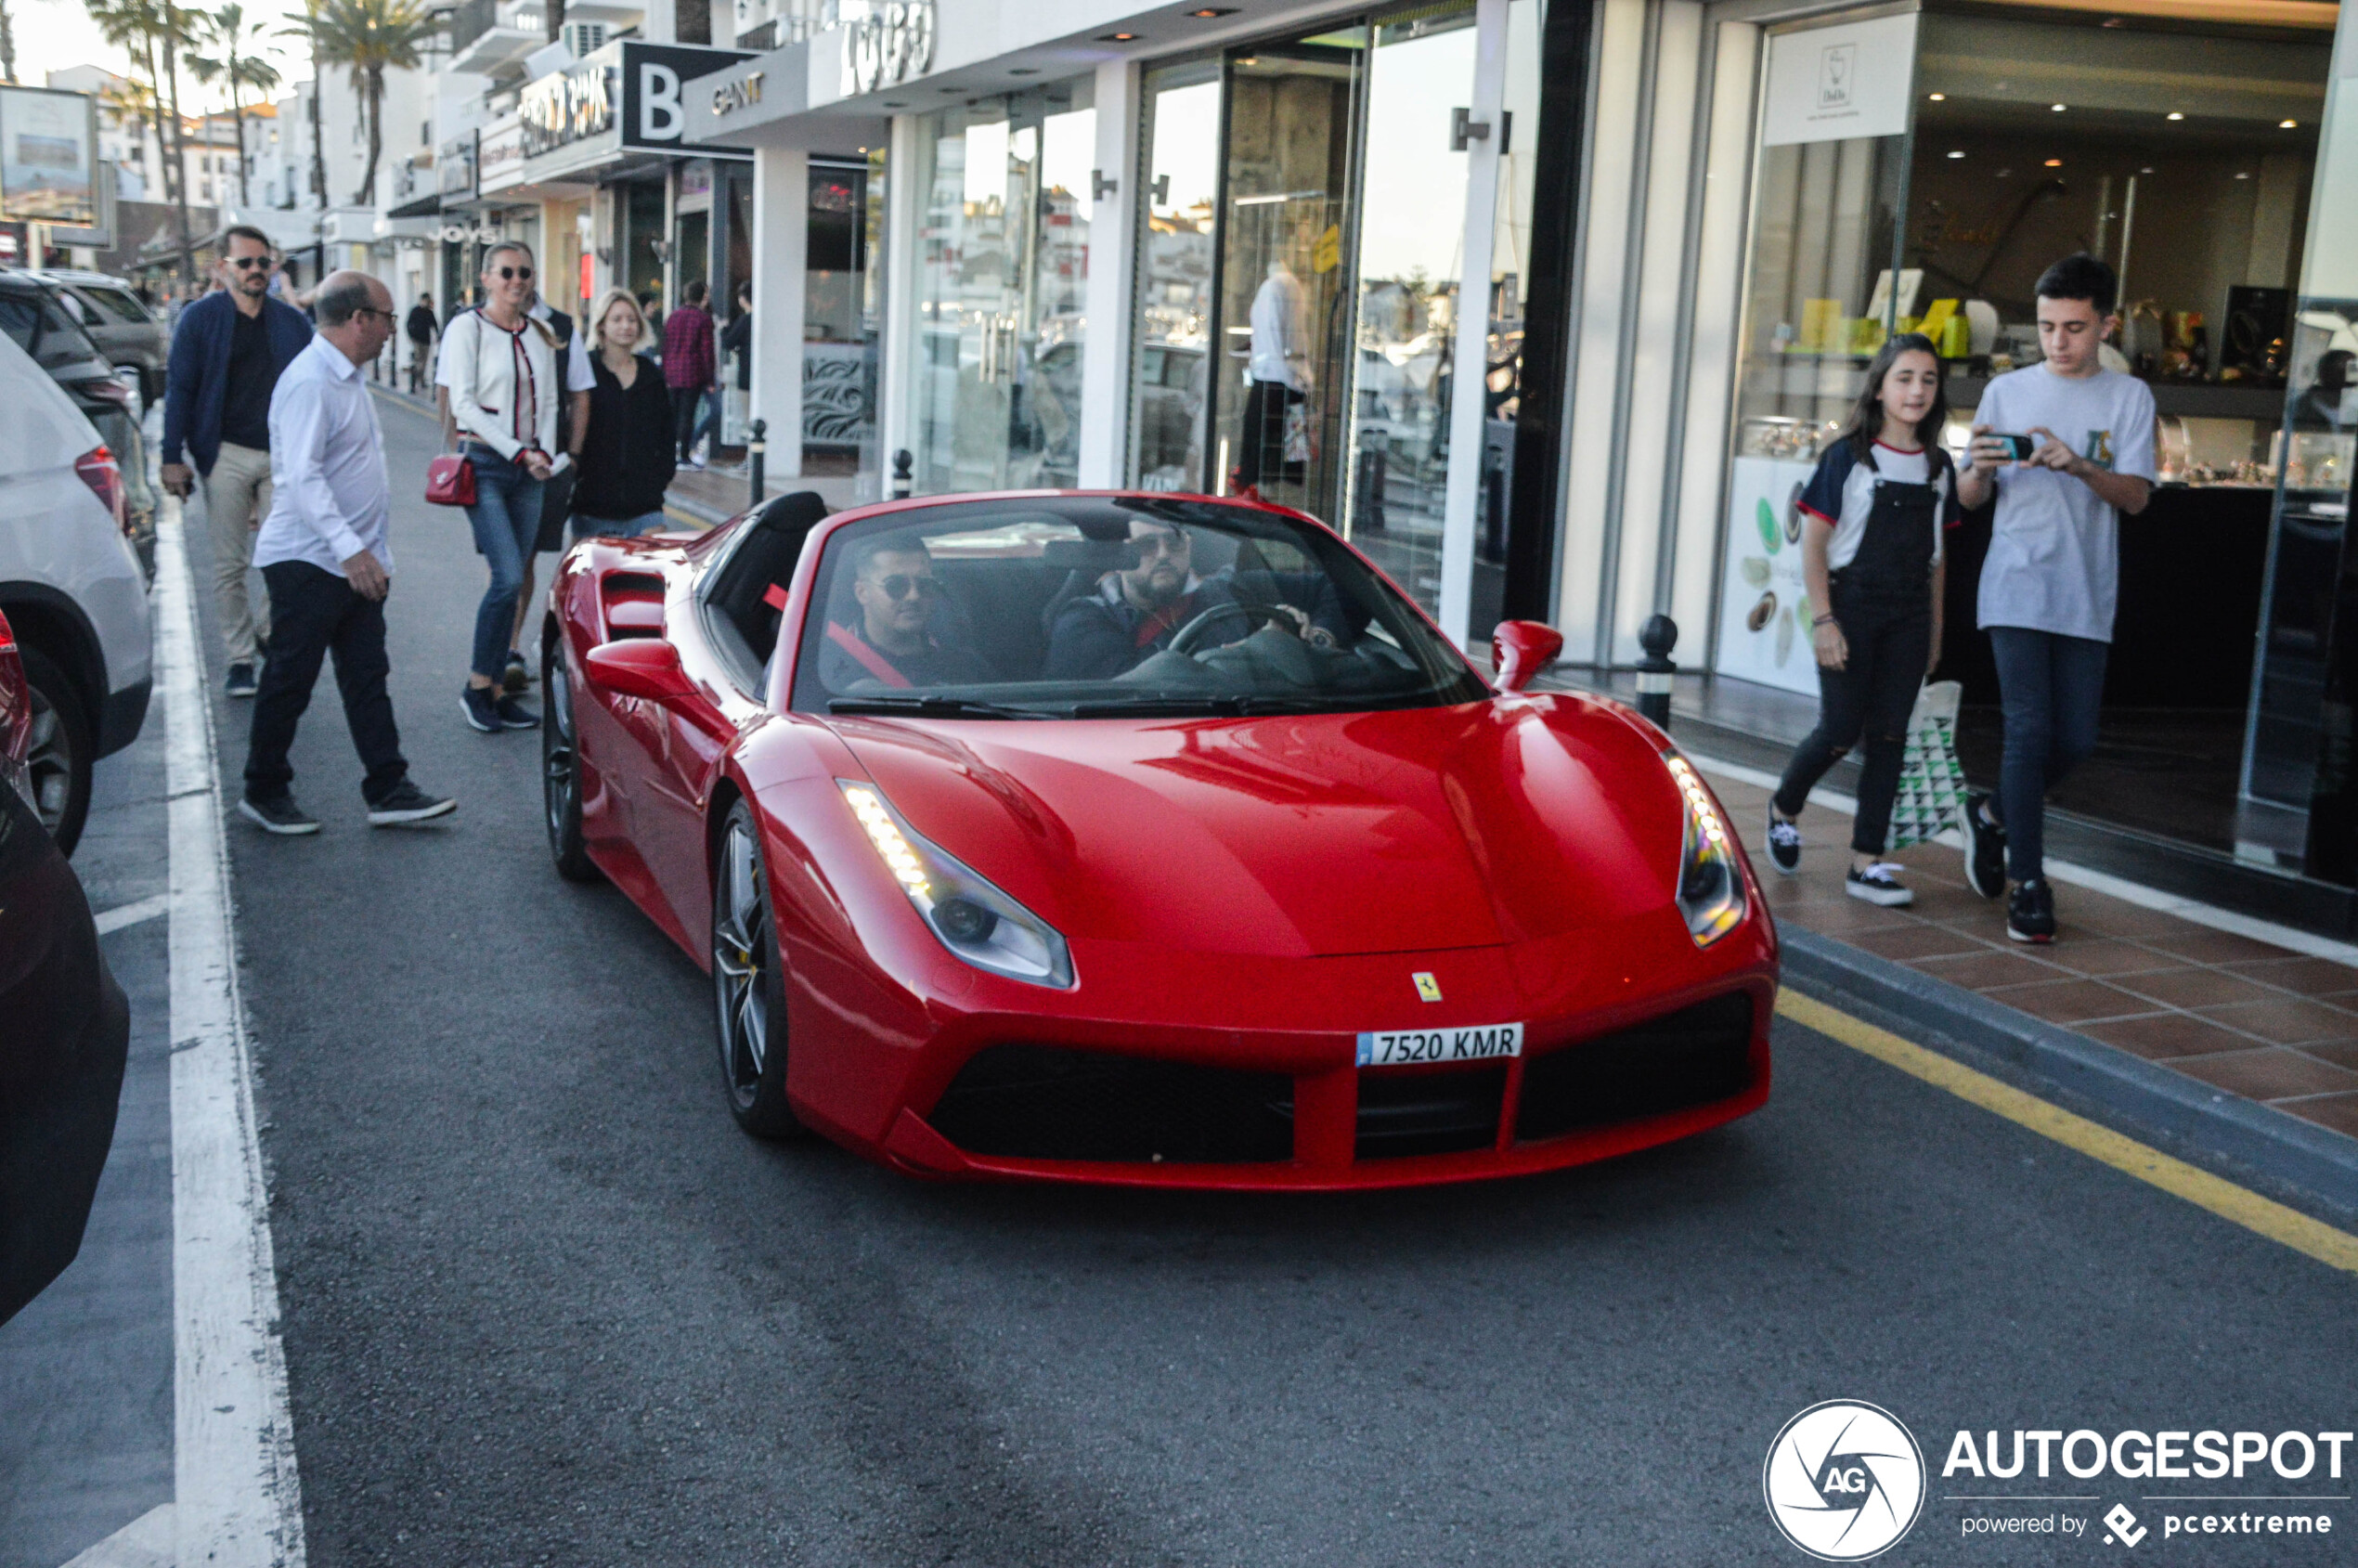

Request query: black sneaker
[
  {"left": 502, "top": 651, "right": 530, "bottom": 694},
  {"left": 225, "top": 662, "right": 258, "bottom": 698},
  {"left": 367, "top": 780, "right": 456, "bottom": 826},
  {"left": 461, "top": 685, "right": 501, "bottom": 732},
  {"left": 238, "top": 795, "right": 318, "bottom": 835},
  {"left": 2007, "top": 877, "right": 2057, "bottom": 944},
  {"left": 1846, "top": 862, "right": 1914, "bottom": 907},
  {"left": 495, "top": 693, "right": 539, "bottom": 730},
  {"left": 1961, "top": 789, "right": 2007, "bottom": 900},
  {"left": 1766, "top": 810, "right": 1802, "bottom": 875}
]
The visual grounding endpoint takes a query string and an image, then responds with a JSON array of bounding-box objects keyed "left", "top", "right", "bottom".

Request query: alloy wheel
[
  {"left": 25, "top": 686, "right": 74, "bottom": 836},
  {"left": 542, "top": 654, "right": 577, "bottom": 841},
  {"left": 713, "top": 818, "right": 771, "bottom": 1110}
]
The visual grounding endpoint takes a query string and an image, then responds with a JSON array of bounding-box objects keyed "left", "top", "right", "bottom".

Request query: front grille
[
  {"left": 927, "top": 1044, "right": 1294, "bottom": 1164},
  {"left": 1514, "top": 991, "right": 1756, "bottom": 1143},
  {"left": 1354, "top": 1065, "right": 1509, "bottom": 1159}
]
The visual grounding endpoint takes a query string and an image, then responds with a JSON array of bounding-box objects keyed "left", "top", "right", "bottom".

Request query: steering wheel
[{"left": 1167, "top": 601, "right": 1295, "bottom": 657}]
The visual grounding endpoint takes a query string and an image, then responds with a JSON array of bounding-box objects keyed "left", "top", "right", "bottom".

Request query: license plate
[{"left": 1356, "top": 1023, "right": 1525, "bottom": 1068}]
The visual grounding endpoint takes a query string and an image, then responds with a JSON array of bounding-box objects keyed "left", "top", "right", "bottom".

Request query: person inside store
[
  {"left": 161, "top": 224, "right": 315, "bottom": 701},
  {"left": 2294, "top": 349, "right": 2355, "bottom": 434},
  {"left": 1956, "top": 253, "right": 2157, "bottom": 946},
  {"left": 720, "top": 279, "right": 753, "bottom": 406},
  {"left": 664, "top": 278, "right": 721, "bottom": 469},
  {"left": 405, "top": 291, "right": 436, "bottom": 395},
  {"left": 1234, "top": 259, "right": 1311, "bottom": 494},
  {"left": 1763, "top": 334, "right": 1957, "bottom": 908},
  {"left": 819, "top": 535, "right": 994, "bottom": 691},
  {"left": 569, "top": 289, "right": 677, "bottom": 540},
  {"left": 439, "top": 240, "right": 565, "bottom": 735}
]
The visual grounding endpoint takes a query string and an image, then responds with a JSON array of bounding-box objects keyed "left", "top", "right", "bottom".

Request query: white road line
[
  {"left": 157, "top": 504, "right": 306, "bottom": 1567},
  {"left": 58, "top": 1503, "right": 175, "bottom": 1568},
  {"left": 94, "top": 893, "right": 169, "bottom": 935},
  {"left": 1686, "top": 749, "right": 2358, "bottom": 969}
]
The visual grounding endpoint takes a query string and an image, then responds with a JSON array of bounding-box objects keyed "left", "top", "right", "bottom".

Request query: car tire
[
  {"left": 712, "top": 799, "right": 809, "bottom": 1140},
  {"left": 540, "top": 639, "right": 601, "bottom": 884},
  {"left": 20, "top": 646, "right": 92, "bottom": 856}
]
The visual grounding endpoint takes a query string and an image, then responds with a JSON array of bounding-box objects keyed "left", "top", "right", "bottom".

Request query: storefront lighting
[
  {"left": 1099, "top": 32, "right": 1141, "bottom": 41},
  {"left": 2167, "top": 110, "right": 2184, "bottom": 120},
  {"left": 1190, "top": 6, "right": 1238, "bottom": 16},
  {"left": 1927, "top": 92, "right": 1946, "bottom": 101},
  {"left": 2044, "top": 158, "right": 2063, "bottom": 167},
  {"left": 1947, "top": 149, "right": 1965, "bottom": 159},
  {"left": 2235, "top": 171, "right": 2250, "bottom": 179},
  {"left": 2051, "top": 103, "right": 2066, "bottom": 112},
  {"left": 2281, "top": 119, "right": 2299, "bottom": 128}
]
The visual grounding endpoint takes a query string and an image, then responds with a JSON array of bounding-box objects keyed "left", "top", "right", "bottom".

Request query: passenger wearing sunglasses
[
  {"left": 819, "top": 535, "right": 993, "bottom": 692},
  {"left": 161, "top": 224, "right": 316, "bottom": 698}
]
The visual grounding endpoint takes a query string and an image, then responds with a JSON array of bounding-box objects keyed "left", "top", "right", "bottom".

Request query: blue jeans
[
  {"left": 461, "top": 446, "right": 545, "bottom": 682},
  {"left": 1988, "top": 627, "right": 2109, "bottom": 883},
  {"left": 571, "top": 510, "right": 668, "bottom": 540}
]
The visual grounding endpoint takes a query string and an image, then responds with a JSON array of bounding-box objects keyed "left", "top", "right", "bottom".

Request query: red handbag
[{"left": 425, "top": 452, "right": 475, "bottom": 507}]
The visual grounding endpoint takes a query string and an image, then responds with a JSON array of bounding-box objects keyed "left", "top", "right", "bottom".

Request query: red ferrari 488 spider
[{"left": 540, "top": 490, "right": 1776, "bottom": 1189}]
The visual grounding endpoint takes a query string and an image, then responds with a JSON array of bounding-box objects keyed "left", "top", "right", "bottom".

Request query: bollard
[
  {"left": 1636, "top": 614, "right": 1678, "bottom": 732},
  {"left": 747, "top": 419, "right": 767, "bottom": 510},
  {"left": 891, "top": 448, "right": 913, "bottom": 499}
]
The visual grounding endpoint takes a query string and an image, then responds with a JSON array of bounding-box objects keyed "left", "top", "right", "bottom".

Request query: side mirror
[
  {"left": 1491, "top": 620, "right": 1564, "bottom": 693},
  {"left": 586, "top": 639, "right": 699, "bottom": 705}
]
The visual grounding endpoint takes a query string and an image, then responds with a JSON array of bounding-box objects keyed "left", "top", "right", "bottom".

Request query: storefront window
[
  {"left": 902, "top": 81, "right": 1096, "bottom": 496},
  {"left": 807, "top": 160, "right": 872, "bottom": 460},
  {"left": 1128, "top": 59, "right": 1222, "bottom": 492},
  {"left": 1470, "top": 0, "right": 1547, "bottom": 639}
]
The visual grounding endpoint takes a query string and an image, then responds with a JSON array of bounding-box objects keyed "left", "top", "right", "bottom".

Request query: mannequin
[{"left": 1237, "top": 259, "right": 1312, "bottom": 490}]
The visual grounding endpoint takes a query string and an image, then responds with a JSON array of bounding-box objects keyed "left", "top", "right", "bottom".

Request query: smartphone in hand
[{"left": 1984, "top": 434, "right": 2038, "bottom": 461}]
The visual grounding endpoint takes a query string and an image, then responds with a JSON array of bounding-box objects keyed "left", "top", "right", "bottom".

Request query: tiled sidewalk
[{"left": 1701, "top": 762, "right": 2358, "bottom": 1143}]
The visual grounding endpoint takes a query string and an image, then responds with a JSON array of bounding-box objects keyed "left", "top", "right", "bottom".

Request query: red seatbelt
[{"left": 825, "top": 621, "right": 912, "bottom": 688}]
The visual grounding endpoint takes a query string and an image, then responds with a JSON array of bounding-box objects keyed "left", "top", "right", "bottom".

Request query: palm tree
[
  {"left": 283, "top": 0, "right": 437, "bottom": 208},
  {"left": 89, "top": 0, "right": 198, "bottom": 285},
  {"left": 186, "top": 4, "right": 281, "bottom": 208}
]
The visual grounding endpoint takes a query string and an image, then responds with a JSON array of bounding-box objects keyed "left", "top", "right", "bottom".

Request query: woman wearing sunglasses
[{"left": 441, "top": 240, "right": 564, "bottom": 733}]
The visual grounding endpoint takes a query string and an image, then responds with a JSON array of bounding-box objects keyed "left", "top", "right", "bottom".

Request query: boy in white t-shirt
[{"left": 1955, "top": 254, "right": 2157, "bottom": 944}]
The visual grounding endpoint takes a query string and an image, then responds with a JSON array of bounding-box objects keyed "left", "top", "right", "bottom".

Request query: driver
[
  {"left": 820, "top": 535, "right": 993, "bottom": 691},
  {"left": 1043, "top": 520, "right": 1256, "bottom": 680}
]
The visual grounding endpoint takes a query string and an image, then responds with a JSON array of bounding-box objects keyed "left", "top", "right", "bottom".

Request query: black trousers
[
  {"left": 1236, "top": 379, "right": 1303, "bottom": 489},
  {"left": 244, "top": 561, "right": 409, "bottom": 806},
  {"left": 1772, "top": 586, "right": 1931, "bottom": 855}
]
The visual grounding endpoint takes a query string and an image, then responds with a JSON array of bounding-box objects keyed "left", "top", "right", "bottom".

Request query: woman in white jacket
[{"left": 442, "top": 240, "right": 561, "bottom": 732}]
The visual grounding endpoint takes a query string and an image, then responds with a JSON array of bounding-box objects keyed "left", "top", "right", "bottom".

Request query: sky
[{"left": 19, "top": 0, "right": 314, "bottom": 110}]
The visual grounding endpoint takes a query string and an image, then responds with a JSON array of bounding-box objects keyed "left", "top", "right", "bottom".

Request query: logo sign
[
  {"left": 1762, "top": 12, "right": 1917, "bottom": 146},
  {"left": 1412, "top": 971, "right": 1443, "bottom": 1003},
  {"left": 712, "top": 71, "right": 764, "bottom": 117},
  {"left": 1764, "top": 1401, "right": 1925, "bottom": 1561},
  {"left": 437, "top": 133, "right": 477, "bottom": 200},
  {"left": 621, "top": 41, "right": 754, "bottom": 156},
  {"left": 1816, "top": 44, "right": 1856, "bottom": 110},
  {"left": 2104, "top": 1503, "right": 2147, "bottom": 1548},
  {"left": 476, "top": 117, "right": 525, "bottom": 194},
  {"left": 521, "top": 59, "right": 615, "bottom": 158},
  {"left": 844, "top": 0, "right": 936, "bottom": 96}
]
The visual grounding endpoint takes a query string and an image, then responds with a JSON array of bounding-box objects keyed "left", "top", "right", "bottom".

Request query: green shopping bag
[{"left": 1887, "top": 680, "right": 1969, "bottom": 851}]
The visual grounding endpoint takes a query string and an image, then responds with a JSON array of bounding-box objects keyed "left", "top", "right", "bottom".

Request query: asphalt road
[{"left": 176, "top": 394, "right": 2358, "bottom": 1566}]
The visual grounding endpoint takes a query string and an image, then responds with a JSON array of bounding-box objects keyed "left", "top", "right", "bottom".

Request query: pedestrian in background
[
  {"left": 570, "top": 290, "right": 676, "bottom": 540},
  {"left": 440, "top": 240, "right": 561, "bottom": 735},
  {"left": 498, "top": 281, "right": 596, "bottom": 693},
  {"left": 1763, "top": 332, "right": 1957, "bottom": 908},
  {"left": 405, "top": 291, "right": 436, "bottom": 395},
  {"left": 719, "top": 278, "right": 753, "bottom": 401},
  {"left": 1955, "top": 254, "right": 2156, "bottom": 945},
  {"left": 664, "top": 279, "right": 719, "bottom": 469},
  {"left": 161, "top": 225, "right": 314, "bottom": 700},
  {"left": 238, "top": 271, "right": 453, "bottom": 836}
]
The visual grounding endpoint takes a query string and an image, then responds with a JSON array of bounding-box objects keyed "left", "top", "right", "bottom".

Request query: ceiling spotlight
[
  {"left": 2235, "top": 171, "right": 2250, "bottom": 180},
  {"left": 2043, "top": 158, "right": 2063, "bottom": 167},
  {"left": 1188, "top": 6, "right": 1237, "bottom": 14},
  {"left": 2167, "top": 111, "right": 2184, "bottom": 121},
  {"left": 1928, "top": 92, "right": 1946, "bottom": 102},
  {"left": 2102, "top": 15, "right": 2125, "bottom": 24},
  {"left": 2140, "top": 165, "right": 2155, "bottom": 173},
  {"left": 1099, "top": 31, "right": 1140, "bottom": 41},
  {"left": 882, "top": 100, "right": 907, "bottom": 108},
  {"left": 1947, "top": 149, "right": 1965, "bottom": 159},
  {"left": 2051, "top": 103, "right": 2066, "bottom": 112},
  {"left": 1009, "top": 67, "right": 1039, "bottom": 75},
  {"left": 2281, "top": 119, "right": 2299, "bottom": 129}
]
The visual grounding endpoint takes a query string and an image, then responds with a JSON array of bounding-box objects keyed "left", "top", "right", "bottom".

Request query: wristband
[{"left": 1812, "top": 614, "right": 1838, "bottom": 628}]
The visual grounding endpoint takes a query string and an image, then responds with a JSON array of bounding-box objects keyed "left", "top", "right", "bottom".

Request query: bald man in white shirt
[{"left": 240, "top": 270, "right": 455, "bottom": 835}]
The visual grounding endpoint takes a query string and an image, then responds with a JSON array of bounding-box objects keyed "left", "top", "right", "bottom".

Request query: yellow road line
[
  {"left": 1776, "top": 989, "right": 2358, "bottom": 1275},
  {"left": 662, "top": 504, "right": 712, "bottom": 531}
]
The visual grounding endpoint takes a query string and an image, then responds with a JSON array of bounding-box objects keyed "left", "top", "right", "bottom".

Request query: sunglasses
[
  {"left": 494, "top": 265, "right": 535, "bottom": 281},
  {"left": 1128, "top": 530, "right": 1189, "bottom": 559},
  {"left": 227, "top": 255, "right": 272, "bottom": 270},
  {"left": 875, "top": 574, "right": 940, "bottom": 601}
]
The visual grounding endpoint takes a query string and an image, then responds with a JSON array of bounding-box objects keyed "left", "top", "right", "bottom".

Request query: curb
[{"left": 1777, "top": 926, "right": 2358, "bottom": 1218}]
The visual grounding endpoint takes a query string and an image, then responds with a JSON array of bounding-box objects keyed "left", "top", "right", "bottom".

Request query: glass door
[
  {"left": 1129, "top": 60, "right": 1224, "bottom": 491},
  {"left": 904, "top": 83, "right": 1095, "bottom": 497},
  {"left": 1207, "top": 33, "right": 1366, "bottom": 522},
  {"left": 1340, "top": 3, "right": 1477, "bottom": 614}
]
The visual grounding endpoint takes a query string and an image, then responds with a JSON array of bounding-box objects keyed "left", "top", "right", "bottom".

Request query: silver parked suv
[{"left": 0, "top": 329, "right": 152, "bottom": 853}]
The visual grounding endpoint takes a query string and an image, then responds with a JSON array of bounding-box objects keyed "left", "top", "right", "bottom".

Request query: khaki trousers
[{"left": 204, "top": 442, "right": 275, "bottom": 664}]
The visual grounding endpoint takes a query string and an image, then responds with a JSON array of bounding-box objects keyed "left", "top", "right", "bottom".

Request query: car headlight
[
  {"left": 1664, "top": 753, "right": 1746, "bottom": 947},
  {"left": 838, "top": 781, "right": 1075, "bottom": 989}
]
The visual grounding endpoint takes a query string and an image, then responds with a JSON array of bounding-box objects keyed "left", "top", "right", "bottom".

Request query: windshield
[{"left": 787, "top": 497, "right": 1489, "bottom": 719}]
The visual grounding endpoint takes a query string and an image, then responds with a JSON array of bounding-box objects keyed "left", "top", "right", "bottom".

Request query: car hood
[{"left": 833, "top": 696, "right": 1679, "bottom": 958}]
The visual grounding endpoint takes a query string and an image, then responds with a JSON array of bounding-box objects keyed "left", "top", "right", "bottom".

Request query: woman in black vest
[{"left": 570, "top": 289, "right": 678, "bottom": 539}]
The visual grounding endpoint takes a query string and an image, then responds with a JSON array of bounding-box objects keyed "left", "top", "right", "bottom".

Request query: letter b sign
[{"left": 640, "top": 63, "right": 681, "bottom": 141}]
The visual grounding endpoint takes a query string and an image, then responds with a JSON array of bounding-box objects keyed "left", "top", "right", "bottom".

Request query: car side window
[
  {"left": 34, "top": 297, "right": 98, "bottom": 369},
  {"left": 0, "top": 294, "right": 38, "bottom": 353},
  {"left": 80, "top": 287, "right": 151, "bottom": 326}
]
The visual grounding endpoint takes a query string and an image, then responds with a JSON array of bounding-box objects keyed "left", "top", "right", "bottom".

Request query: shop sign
[
  {"left": 711, "top": 71, "right": 763, "bottom": 118},
  {"left": 0, "top": 85, "right": 97, "bottom": 227},
  {"left": 1712, "top": 456, "right": 1821, "bottom": 697},
  {"left": 478, "top": 116, "right": 526, "bottom": 194},
  {"left": 1761, "top": 12, "right": 1917, "bottom": 147},
  {"left": 521, "top": 59, "right": 615, "bottom": 159},
  {"left": 843, "top": 0, "right": 935, "bottom": 97},
  {"left": 438, "top": 133, "right": 477, "bottom": 200},
  {"left": 621, "top": 41, "right": 754, "bottom": 157}
]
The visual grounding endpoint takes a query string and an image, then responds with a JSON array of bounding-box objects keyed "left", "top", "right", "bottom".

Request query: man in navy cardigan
[{"left": 162, "top": 226, "right": 314, "bottom": 697}]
